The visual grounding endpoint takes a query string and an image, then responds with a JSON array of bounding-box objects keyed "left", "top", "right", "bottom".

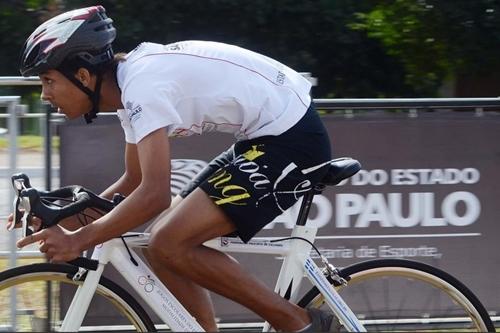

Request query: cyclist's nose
[{"left": 40, "top": 88, "right": 52, "bottom": 104}]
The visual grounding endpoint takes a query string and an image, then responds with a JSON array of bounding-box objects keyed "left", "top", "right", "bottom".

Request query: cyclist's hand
[
  {"left": 16, "top": 225, "right": 80, "bottom": 262},
  {"left": 6, "top": 213, "right": 42, "bottom": 232},
  {"left": 6, "top": 213, "right": 14, "bottom": 230}
]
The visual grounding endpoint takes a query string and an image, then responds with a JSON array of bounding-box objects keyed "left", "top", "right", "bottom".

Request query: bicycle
[{"left": 0, "top": 157, "right": 494, "bottom": 332}]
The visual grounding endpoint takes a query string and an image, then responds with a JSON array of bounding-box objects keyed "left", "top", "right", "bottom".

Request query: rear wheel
[
  {"left": 0, "top": 263, "right": 156, "bottom": 332},
  {"left": 298, "top": 259, "right": 494, "bottom": 332}
]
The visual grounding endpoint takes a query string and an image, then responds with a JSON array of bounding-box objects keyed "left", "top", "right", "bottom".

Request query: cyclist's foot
[{"left": 297, "top": 308, "right": 341, "bottom": 332}]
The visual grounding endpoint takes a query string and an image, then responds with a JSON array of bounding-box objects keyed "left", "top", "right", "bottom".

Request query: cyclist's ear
[{"left": 75, "top": 67, "right": 93, "bottom": 87}]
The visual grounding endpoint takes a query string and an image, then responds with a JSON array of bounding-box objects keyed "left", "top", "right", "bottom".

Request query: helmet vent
[
  {"left": 24, "top": 44, "right": 41, "bottom": 67},
  {"left": 81, "top": 53, "right": 92, "bottom": 61},
  {"left": 95, "top": 24, "right": 109, "bottom": 32},
  {"left": 58, "top": 18, "right": 71, "bottom": 24},
  {"left": 32, "top": 29, "right": 47, "bottom": 42}
]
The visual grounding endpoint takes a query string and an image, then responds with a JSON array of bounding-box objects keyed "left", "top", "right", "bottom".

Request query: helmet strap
[
  {"left": 61, "top": 72, "right": 103, "bottom": 124},
  {"left": 84, "top": 74, "right": 103, "bottom": 124}
]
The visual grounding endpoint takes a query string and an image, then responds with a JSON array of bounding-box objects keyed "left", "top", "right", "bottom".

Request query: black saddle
[{"left": 320, "top": 157, "right": 361, "bottom": 186}]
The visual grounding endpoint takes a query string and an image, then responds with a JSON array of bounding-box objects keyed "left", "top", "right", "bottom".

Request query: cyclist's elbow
[
  {"left": 157, "top": 193, "right": 172, "bottom": 211},
  {"left": 139, "top": 181, "right": 172, "bottom": 212}
]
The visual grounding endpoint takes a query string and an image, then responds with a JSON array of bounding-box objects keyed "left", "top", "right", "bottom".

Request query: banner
[{"left": 59, "top": 111, "right": 500, "bottom": 323}]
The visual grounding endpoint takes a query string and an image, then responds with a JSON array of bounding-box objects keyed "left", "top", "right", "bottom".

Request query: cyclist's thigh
[
  {"left": 150, "top": 188, "right": 237, "bottom": 246},
  {"left": 145, "top": 147, "right": 236, "bottom": 233}
]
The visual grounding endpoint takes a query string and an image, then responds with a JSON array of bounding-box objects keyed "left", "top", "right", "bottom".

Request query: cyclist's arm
[
  {"left": 100, "top": 142, "right": 142, "bottom": 199},
  {"left": 75, "top": 127, "right": 172, "bottom": 250},
  {"left": 50, "top": 142, "right": 142, "bottom": 232}
]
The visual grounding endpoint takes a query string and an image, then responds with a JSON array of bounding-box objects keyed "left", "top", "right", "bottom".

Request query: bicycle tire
[
  {"left": 0, "top": 263, "right": 156, "bottom": 332},
  {"left": 297, "top": 258, "right": 494, "bottom": 332}
]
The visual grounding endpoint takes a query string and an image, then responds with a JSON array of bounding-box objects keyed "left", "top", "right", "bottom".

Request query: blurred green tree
[
  {"left": 0, "top": 0, "right": 58, "bottom": 117},
  {"left": 350, "top": 0, "right": 500, "bottom": 96}
]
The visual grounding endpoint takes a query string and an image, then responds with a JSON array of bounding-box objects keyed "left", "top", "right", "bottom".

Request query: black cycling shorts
[{"left": 179, "top": 103, "right": 332, "bottom": 242}]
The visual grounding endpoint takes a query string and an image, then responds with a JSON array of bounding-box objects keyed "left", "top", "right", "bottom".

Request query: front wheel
[
  {"left": 0, "top": 263, "right": 156, "bottom": 332},
  {"left": 297, "top": 259, "right": 494, "bottom": 332}
]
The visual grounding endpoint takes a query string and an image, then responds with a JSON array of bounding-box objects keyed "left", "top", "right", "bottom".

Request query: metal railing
[
  {"left": 0, "top": 95, "right": 21, "bottom": 332},
  {"left": 315, "top": 97, "right": 500, "bottom": 109}
]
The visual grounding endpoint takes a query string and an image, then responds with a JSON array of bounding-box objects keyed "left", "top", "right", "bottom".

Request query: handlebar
[
  {"left": 10, "top": 173, "right": 121, "bottom": 271},
  {"left": 12, "top": 173, "right": 115, "bottom": 228}
]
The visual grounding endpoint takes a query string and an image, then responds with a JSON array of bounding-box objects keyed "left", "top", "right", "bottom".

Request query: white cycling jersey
[{"left": 115, "top": 41, "right": 311, "bottom": 144}]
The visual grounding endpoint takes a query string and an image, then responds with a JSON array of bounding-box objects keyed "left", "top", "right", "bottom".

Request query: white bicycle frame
[{"left": 60, "top": 224, "right": 367, "bottom": 332}]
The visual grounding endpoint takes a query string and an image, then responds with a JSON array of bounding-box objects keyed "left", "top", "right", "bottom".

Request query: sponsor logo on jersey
[{"left": 125, "top": 101, "right": 143, "bottom": 123}]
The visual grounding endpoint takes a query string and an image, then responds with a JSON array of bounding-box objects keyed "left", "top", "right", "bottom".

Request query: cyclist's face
[{"left": 39, "top": 69, "right": 92, "bottom": 119}]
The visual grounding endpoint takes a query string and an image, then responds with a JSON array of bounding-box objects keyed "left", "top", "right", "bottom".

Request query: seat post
[{"left": 295, "top": 184, "right": 324, "bottom": 226}]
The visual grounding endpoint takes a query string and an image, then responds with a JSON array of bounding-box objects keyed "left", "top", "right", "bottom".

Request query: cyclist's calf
[{"left": 145, "top": 233, "right": 219, "bottom": 331}]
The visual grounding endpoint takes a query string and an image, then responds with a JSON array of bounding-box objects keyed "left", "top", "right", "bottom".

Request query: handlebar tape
[{"left": 67, "top": 257, "right": 99, "bottom": 271}]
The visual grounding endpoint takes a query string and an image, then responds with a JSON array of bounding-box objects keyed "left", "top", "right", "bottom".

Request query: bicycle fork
[{"left": 60, "top": 262, "right": 106, "bottom": 331}]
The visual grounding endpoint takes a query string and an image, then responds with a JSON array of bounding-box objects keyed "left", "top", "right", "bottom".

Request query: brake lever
[
  {"left": 9, "top": 196, "right": 21, "bottom": 231},
  {"left": 9, "top": 176, "right": 113, "bottom": 236},
  {"left": 20, "top": 197, "right": 34, "bottom": 238},
  {"left": 11, "top": 173, "right": 32, "bottom": 194},
  {"left": 9, "top": 191, "right": 34, "bottom": 237},
  {"left": 9, "top": 174, "right": 31, "bottom": 232}
]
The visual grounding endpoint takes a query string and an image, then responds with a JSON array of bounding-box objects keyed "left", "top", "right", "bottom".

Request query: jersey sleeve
[
  {"left": 120, "top": 74, "right": 182, "bottom": 144},
  {"left": 116, "top": 109, "right": 136, "bottom": 143}
]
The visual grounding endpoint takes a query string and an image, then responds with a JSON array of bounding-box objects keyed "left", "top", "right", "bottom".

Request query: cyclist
[{"left": 13, "top": 6, "right": 336, "bottom": 332}]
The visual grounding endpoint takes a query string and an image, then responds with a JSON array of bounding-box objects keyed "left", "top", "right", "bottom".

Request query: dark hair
[
  {"left": 58, "top": 52, "right": 127, "bottom": 77},
  {"left": 114, "top": 52, "right": 127, "bottom": 62}
]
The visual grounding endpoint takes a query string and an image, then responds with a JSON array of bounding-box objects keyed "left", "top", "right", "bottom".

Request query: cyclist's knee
[
  {"left": 148, "top": 230, "right": 186, "bottom": 267},
  {"left": 141, "top": 246, "right": 153, "bottom": 262}
]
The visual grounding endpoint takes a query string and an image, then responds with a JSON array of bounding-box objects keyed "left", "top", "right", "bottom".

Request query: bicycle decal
[
  {"left": 304, "top": 258, "right": 363, "bottom": 332},
  {"left": 138, "top": 275, "right": 155, "bottom": 293}
]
